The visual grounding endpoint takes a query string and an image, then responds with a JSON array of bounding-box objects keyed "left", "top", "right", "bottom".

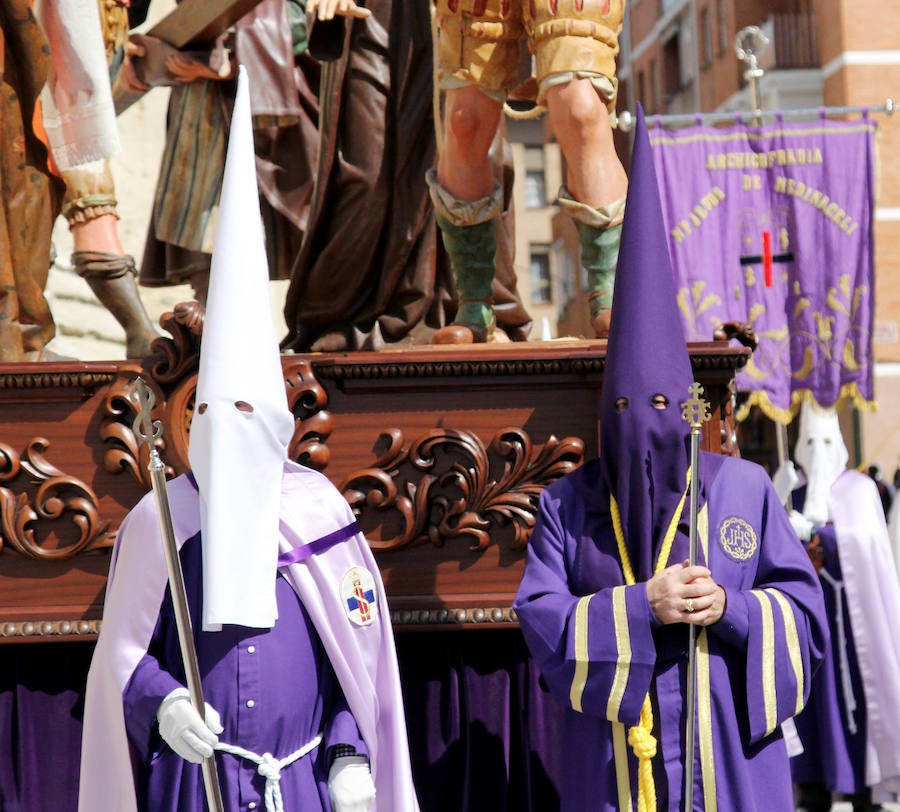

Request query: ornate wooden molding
[
  {"left": 312, "top": 342, "right": 748, "bottom": 382},
  {"left": 0, "top": 438, "right": 112, "bottom": 558},
  {"left": 0, "top": 369, "right": 117, "bottom": 391},
  {"left": 341, "top": 427, "right": 584, "bottom": 552},
  {"left": 0, "top": 619, "right": 102, "bottom": 639},
  {"left": 0, "top": 608, "right": 520, "bottom": 638},
  {"left": 390, "top": 606, "right": 519, "bottom": 627}
]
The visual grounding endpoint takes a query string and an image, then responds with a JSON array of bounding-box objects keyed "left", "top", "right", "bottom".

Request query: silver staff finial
[{"left": 131, "top": 377, "right": 162, "bottom": 444}]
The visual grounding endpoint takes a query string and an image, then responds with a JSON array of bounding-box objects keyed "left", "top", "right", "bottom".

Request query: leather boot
[
  {"left": 432, "top": 215, "right": 496, "bottom": 344},
  {"left": 559, "top": 190, "right": 625, "bottom": 338},
  {"left": 72, "top": 251, "right": 159, "bottom": 358},
  {"left": 574, "top": 219, "right": 623, "bottom": 338}
]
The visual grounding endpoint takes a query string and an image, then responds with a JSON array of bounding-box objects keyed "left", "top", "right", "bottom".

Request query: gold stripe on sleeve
[
  {"left": 764, "top": 588, "right": 805, "bottom": 714},
  {"left": 613, "top": 721, "right": 634, "bottom": 810},
  {"left": 606, "top": 586, "right": 632, "bottom": 721},
  {"left": 750, "top": 589, "right": 778, "bottom": 735},
  {"left": 570, "top": 594, "right": 593, "bottom": 712},
  {"left": 697, "top": 629, "right": 717, "bottom": 812}
]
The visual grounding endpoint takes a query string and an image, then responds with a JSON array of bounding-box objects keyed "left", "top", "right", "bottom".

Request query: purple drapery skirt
[{"left": 0, "top": 630, "right": 564, "bottom": 811}]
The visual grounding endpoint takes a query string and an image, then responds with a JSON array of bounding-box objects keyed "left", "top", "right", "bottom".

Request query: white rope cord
[
  {"left": 819, "top": 569, "right": 858, "bottom": 734},
  {"left": 215, "top": 733, "right": 323, "bottom": 812}
]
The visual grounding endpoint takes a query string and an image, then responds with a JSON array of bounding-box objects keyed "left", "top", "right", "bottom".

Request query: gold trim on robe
[
  {"left": 764, "top": 587, "right": 805, "bottom": 714},
  {"left": 607, "top": 586, "right": 631, "bottom": 721},
  {"left": 750, "top": 589, "right": 778, "bottom": 734},
  {"left": 697, "top": 629, "right": 717, "bottom": 812},
  {"left": 570, "top": 594, "right": 593, "bottom": 712}
]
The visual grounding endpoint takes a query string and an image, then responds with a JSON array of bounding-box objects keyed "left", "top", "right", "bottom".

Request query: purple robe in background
[
  {"left": 123, "top": 534, "right": 365, "bottom": 810},
  {"left": 790, "top": 523, "right": 867, "bottom": 795},
  {"left": 792, "top": 470, "right": 900, "bottom": 802},
  {"left": 514, "top": 451, "right": 828, "bottom": 812}
]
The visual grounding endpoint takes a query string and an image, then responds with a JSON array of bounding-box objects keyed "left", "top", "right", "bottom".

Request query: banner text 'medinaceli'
[{"left": 772, "top": 176, "right": 859, "bottom": 235}]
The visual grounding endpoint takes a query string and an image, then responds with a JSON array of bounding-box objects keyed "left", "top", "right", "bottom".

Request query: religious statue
[
  {"left": 0, "top": 0, "right": 65, "bottom": 362},
  {"left": 428, "top": 0, "right": 629, "bottom": 343},
  {"left": 119, "top": 0, "right": 320, "bottom": 306},
  {"left": 281, "top": 0, "right": 532, "bottom": 351}
]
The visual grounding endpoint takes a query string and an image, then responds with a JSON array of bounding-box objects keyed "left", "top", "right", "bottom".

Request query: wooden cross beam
[
  {"left": 148, "top": 0, "right": 265, "bottom": 49},
  {"left": 113, "top": 0, "right": 265, "bottom": 115}
]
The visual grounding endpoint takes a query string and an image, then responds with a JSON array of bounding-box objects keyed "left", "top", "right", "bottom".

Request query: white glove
[
  {"left": 328, "top": 755, "right": 376, "bottom": 812},
  {"left": 157, "top": 687, "right": 223, "bottom": 763},
  {"left": 788, "top": 509, "right": 815, "bottom": 542}
]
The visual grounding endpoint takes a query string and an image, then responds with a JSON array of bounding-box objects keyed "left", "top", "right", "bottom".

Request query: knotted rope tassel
[{"left": 215, "top": 733, "right": 322, "bottom": 812}]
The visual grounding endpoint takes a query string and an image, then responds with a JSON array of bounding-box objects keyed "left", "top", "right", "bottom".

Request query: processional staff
[
  {"left": 130, "top": 377, "right": 225, "bottom": 812},
  {"left": 680, "top": 381, "right": 712, "bottom": 812}
]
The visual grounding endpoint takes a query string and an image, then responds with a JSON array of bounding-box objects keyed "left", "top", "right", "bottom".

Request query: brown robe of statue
[
  {"left": 281, "top": 1, "right": 531, "bottom": 352},
  {"left": 0, "top": 0, "right": 64, "bottom": 361}
]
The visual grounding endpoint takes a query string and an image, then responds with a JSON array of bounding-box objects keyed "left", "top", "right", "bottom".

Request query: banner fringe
[{"left": 735, "top": 384, "right": 877, "bottom": 425}]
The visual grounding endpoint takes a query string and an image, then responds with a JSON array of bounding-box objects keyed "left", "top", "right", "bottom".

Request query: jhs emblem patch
[
  {"left": 341, "top": 567, "right": 379, "bottom": 626},
  {"left": 719, "top": 517, "right": 758, "bottom": 562}
]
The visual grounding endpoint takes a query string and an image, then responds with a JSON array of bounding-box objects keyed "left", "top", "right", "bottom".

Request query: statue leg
[
  {"left": 72, "top": 250, "right": 158, "bottom": 358},
  {"left": 524, "top": 2, "right": 628, "bottom": 336},
  {"left": 559, "top": 190, "right": 625, "bottom": 337},
  {"left": 432, "top": 1, "right": 523, "bottom": 344},
  {"left": 63, "top": 162, "right": 159, "bottom": 358},
  {"left": 427, "top": 170, "right": 503, "bottom": 344}
]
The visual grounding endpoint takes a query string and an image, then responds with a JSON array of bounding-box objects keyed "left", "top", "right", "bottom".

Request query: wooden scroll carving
[
  {"left": 341, "top": 427, "right": 584, "bottom": 553},
  {"left": 0, "top": 438, "right": 111, "bottom": 559}
]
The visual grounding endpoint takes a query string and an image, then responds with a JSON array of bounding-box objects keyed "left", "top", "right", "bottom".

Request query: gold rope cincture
[{"left": 609, "top": 468, "right": 691, "bottom": 812}]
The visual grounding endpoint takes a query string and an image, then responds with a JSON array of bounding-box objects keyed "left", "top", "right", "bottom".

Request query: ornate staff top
[{"left": 682, "top": 381, "right": 712, "bottom": 432}]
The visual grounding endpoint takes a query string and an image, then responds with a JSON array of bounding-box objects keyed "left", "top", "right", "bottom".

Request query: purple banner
[{"left": 649, "top": 115, "right": 876, "bottom": 423}]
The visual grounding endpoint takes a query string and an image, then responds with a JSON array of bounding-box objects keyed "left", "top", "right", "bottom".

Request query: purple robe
[
  {"left": 514, "top": 452, "right": 828, "bottom": 812},
  {"left": 123, "top": 533, "right": 366, "bottom": 810}
]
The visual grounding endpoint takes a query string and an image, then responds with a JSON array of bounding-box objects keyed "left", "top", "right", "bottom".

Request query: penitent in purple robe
[
  {"left": 790, "top": 522, "right": 867, "bottom": 795},
  {"left": 514, "top": 451, "right": 828, "bottom": 812},
  {"left": 79, "top": 462, "right": 419, "bottom": 812},
  {"left": 123, "top": 533, "right": 366, "bottom": 811}
]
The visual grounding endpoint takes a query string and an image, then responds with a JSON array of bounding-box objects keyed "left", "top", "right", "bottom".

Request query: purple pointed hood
[{"left": 600, "top": 105, "right": 694, "bottom": 580}]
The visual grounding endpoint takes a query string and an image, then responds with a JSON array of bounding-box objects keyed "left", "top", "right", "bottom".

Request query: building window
[
  {"left": 530, "top": 244, "right": 552, "bottom": 305},
  {"left": 662, "top": 31, "right": 683, "bottom": 98},
  {"left": 524, "top": 146, "right": 546, "bottom": 208},
  {"left": 717, "top": 0, "right": 728, "bottom": 55},
  {"left": 700, "top": 7, "right": 712, "bottom": 67}
]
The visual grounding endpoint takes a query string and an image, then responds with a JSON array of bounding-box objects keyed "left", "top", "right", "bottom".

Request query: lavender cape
[
  {"left": 825, "top": 471, "right": 900, "bottom": 801},
  {"left": 514, "top": 452, "right": 828, "bottom": 812},
  {"left": 78, "top": 461, "right": 419, "bottom": 812}
]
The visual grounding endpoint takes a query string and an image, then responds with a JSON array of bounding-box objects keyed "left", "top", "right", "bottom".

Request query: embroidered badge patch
[
  {"left": 719, "top": 517, "right": 758, "bottom": 562},
  {"left": 341, "top": 567, "right": 379, "bottom": 626}
]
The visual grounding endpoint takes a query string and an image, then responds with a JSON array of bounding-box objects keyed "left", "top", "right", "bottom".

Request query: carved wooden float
[{"left": 0, "top": 302, "right": 749, "bottom": 641}]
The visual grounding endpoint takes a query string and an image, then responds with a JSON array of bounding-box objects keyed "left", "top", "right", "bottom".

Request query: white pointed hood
[
  {"left": 793, "top": 401, "right": 849, "bottom": 527},
  {"left": 188, "top": 66, "right": 295, "bottom": 630}
]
